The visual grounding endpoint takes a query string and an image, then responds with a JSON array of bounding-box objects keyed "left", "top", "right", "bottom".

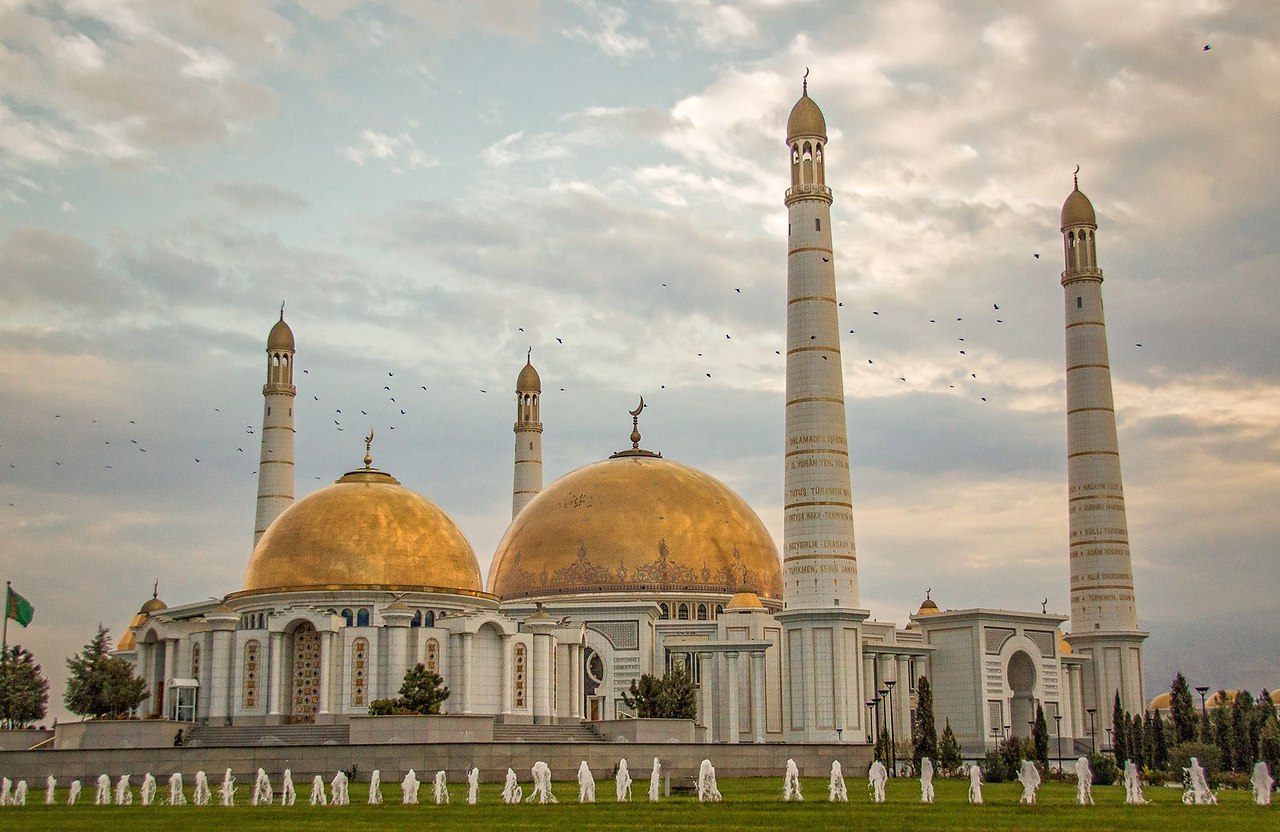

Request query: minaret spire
[
  {"left": 512, "top": 351, "right": 544, "bottom": 518},
  {"left": 777, "top": 81, "right": 869, "bottom": 744},
  {"left": 254, "top": 311, "right": 296, "bottom": 547},
  {"left": 1058, "top": 178, "right": 1147, "bottom": 730}
]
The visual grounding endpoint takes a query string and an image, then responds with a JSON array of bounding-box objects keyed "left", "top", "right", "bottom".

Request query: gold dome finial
[
  {"left": 1073, "top": 164, "right": 1080, "bottom": 191},
  {"left": 364, "top": 429, "right": 375, "bottom": 469},
  {"left": 629, "top": 396, "right": 645, "bottom": 449},
  {"left": 803, "top": 66, "right": 809, "bottom": 95},
  {"left": 280, "top": 300, "right": 285, "bottom": 321}
]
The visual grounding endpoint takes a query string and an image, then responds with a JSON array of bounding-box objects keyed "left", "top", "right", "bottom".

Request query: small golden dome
[
  {"left": 243, "top": 465, "right": 483, "bottom": 595},
  {"left": 1061, "top": 187, "right": 1096, "bottom": 228},
  {"left": 726, "top": 590, "right": 765, "bottom": 610},
  {"left": 916, "top": 592, "right": 940, "bottom": 616},
  {"left": 117, "top": 591, "right": 167, "bottom": 651},
  {"left": 489, "top": 454, "right": 782, "bottom": 601},
  {"left": 267, "top": 316, "right": 295, "bottom": 351},
  {"left": 1147, "top": 691, "right": 1171, "bottom": 711},
  {"left": 1059, "top": 634, "right": 1072, "bottom": 655},
  {"left": 517, "top": 359, "right": 541, "bottom": 393},
  {"left": 787, "top": 88, "right": 827, "bottom": 142}
]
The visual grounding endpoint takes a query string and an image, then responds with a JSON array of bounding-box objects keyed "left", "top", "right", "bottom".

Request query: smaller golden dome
[
  {"left": 1147, "top": 691, "right": 1171, "bottom": 711},
  {"left": 726, "top": 590, "right": 764, "bottom": 610},
  {"left": 1059, "top": 634, "right": 1072, "bottom": 655},
  {"left": 916, "top": 593, "right": 940, "bottom": 617},
  {"left": 1061, "top": 187, "right": 1096, "bottom": 228},
  {"left": 268, "top": 316, "right": 295, "bottom": 351},
  {"left": 787, "top": 87, "right": 827, "bottom": 142},
  {"left": 117, "top": 590, "right": 167, "bottom": 651},
  {"left": 517, "top": 358, "right": 541, "bottom": 393}
]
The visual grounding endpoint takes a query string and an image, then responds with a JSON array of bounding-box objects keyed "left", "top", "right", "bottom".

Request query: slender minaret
[
  {"left": 1059, "top": 175, "right": 1147, "bottom": 729},
  {"left": 254, "top": 309, "right": 296, "bottom": 547},
  {"left": 512, "top": 351, "right": 543, "bottom": 518},
  {"left": 775, "top": 77, "right": 868, "bottom": 743}
]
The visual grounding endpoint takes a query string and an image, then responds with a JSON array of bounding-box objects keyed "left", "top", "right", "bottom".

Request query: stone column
[
  {"left": 571, "top": 644, "right": 583, "bottom": 720},
  {"left": 751, "top": 650, "right": 766, "bottom": 743},
  {"left": 267, "top": 631, "right": 284, "bottom": 716},
  {"left": 207, "top": 625, "right": 233, "bottom": 722},
  {"left": 726, "top": 651, "right": 740, "bottom": 744},
  {"left": 697, "top": 653, "right": 712, "bottom": 733},
  {"left": 381, "top": 602, "right": 412, "bottom": 701},
  {"left": 500, "top": 634, "right": 514, "bottom": 716},
  {"left": 897, "top": 655, "right": 912, "bottom": 739},
  {"left": 459, "top": 631, "right": 473, "bottom": 714},
  {"left": 317, "top": 630, "right": 333, "bottom": 715}
]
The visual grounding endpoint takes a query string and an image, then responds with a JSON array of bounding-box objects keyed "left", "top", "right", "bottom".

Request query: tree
[
  {"left": 1257, "top": 688, "right": 1277, "bottom": 728},
  {"left": 1211, "top": 695, "right": 1233, "bottom": 770},
  {"left": 1130, "top": 712, "right": 1145, "bottom": 769},
  {"left": 1230, "top": 690, "right": 1255, "bottom": 769},
  {"left": 1032, "top": 705, "right": 1050, "bottom": 768},
  {"left": 1169, "top": 672, "right": 1197, "bottom": 745},
  {"left": 1142, "top": 710, "right": 1156, "bottom": 770},
  {"left": 938, "top": 719, "right": 963, "bottom": 772},
  {"left": 398, "top": 663, "right": 450, "bottom": 714},
  {"left": 876, "top": 728, "right": 892, "bottom": 764},
  {"left": 1259, "top": 721, "right": 1280, "bottom": 777},
  {"left": 622, "top": 674, "right": 663, "bottom": 718},
  {"left": 64, "top": 625, "right": 147, "bottom": 718},
  {"left": 910, "top": 676, "right": 938, "bottom": 771},
  {"left": 1152, "top": 709, "right": 1170, "bottom": 771},
  {"left": 656, "top": 667, "right": 697, "bottom": 720},
  {"left": 0, "top": 645, "right": 49, "bottom": 728},
  {"left": 1111, "top": 692, "right": 1128, "bottom": 765}
]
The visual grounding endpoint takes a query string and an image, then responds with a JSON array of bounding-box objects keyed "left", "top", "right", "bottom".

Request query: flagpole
[{"left": 2, "top": 581, "right": 9, "bottom": 660}]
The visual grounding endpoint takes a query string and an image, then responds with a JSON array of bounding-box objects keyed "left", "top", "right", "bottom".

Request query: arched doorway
[
  {"left": 289, "top": 622, "right": 321, "bottom": 724},
  {"left": 1007, "top": 650, "right": 1037, "bottom": 737},
  {"left": 584, "top": 647, "right": 605, "bottom": 720}
]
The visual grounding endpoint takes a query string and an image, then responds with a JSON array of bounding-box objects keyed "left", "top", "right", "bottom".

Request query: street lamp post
[
  {"left": 1086, "top": 707, "right": 1097, "bottom": 755},
  {"left": 871, "top": 697, "right": 881, "bottom": 749},
  {"left": 1053, "top": 714, "right": 1063, "bottom": 769},
  {"left": 1195, "top": 685, "right": 1210, "bottom": 740},
  {"left": 866, "top": 700, "right": 876, "bottom": 743},
  {"left": 885, "top": 680, "right": 897, "bottom": 775}
]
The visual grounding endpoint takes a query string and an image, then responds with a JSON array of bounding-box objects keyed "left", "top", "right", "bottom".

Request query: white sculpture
[
  {"left": 1182, "top": 757, "right": 1216, "bottom": 805},
  {"left": 967, "top": 764, "right": 983, "bottom": 804},
  {"left": 309, "top": 775, "right": 327, "bottom": 806},
  {"left": 527, "top": 761, "right": 558, "bottom": 803},
  {"left": 167, "top": 773, "right": 186, "bottom": 806},
  {"left": 434, "top": 770, "right": 449, "bottom": 805},
  {"left": 867, "top": 760, "right": 887, "bottom": 803},
  {"left": 140, "top": 773, "right": 157, "bottom": 806},
  {"left": 502, "top": 768, "right": 522, "bottom": 804},
  {"left": 67, "top": 779, "right": 82, "bottom": 805},
  {"left": 615, "top": 759, "right": 632, "bottom": 802},
  {"left": 219, "top": 768, "right": 235, "bottom": 806},
  {"left": 1252, "top": 761, "right": 1274, "bottom": 806},
  {"left": 697, "top": 759, "right": 722, "bottom": 803},
  {"left": 115, "top": 774, "right": 133, "bottom": 805},
  {"left": 783, "top": 758, "right": 803, "bottom": 801},
  {"left": 253, "top": 767, "right": 273, "bottom": 806},
  {"left": 828, "top": 760, "right": 848, "bottom": 803},
  {"left": 1017, "top": 760, "right": 1041, "bottom": 805},
  {"left": 330, "top": 771, "right": 349, "bottom": 806},
  {"left": 401, "top": 769, "right": 419, "bottom": 804},
  {"left": 11, "top": 780, "right": 27, "bottom": 806},
  {"left": 1074, "top": 756, "right": 1093, "bottom": 805},
  {"left": 1122, "top": 759, "right": 1147, "bottom": 805},
  {"left": 193, "top": 771, "right": 211, "bottom": 806},
  {"left": 94, "top": 774, "right": 111, "bottom": 805},
  {"left": 368, "top": 769, "right": 383, "bottom": 805},
  {"left": 920, "top": 757, "right": 935, "bottom": 803},
  {"left": 281, "top": 769, "right": 296, "bottom": 806},
  {"left": 648, "top": 757, "right": 661, "bottom": 802},
  {"left": 577, "top": 761, "right": 596, "bottom": 803},
  {"left": 467, "top": 767, "right": 479, "bottom": 805},
  {"left": 45, "top": 775, "right": 56, "bottom": 806},
  {"left": 1, "top": 778, "right": 11, "bottom": 806}
]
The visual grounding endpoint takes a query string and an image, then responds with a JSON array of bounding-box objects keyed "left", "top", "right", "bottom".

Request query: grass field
[{"left": 1, "top": 776, "right": 1269, "bottom": 831}]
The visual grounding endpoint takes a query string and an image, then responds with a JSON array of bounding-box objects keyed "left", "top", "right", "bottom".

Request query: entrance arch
[
  {"left": 289, "top": 622, "right": 321, "bottom": 724},
  {"left": 1007, "top": 650, "right": 1037, "bottom": 737}
]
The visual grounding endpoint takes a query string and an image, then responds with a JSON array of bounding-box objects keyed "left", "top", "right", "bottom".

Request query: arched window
[
  {"left": 356, "top": 608, "right": 370, "bottom": 627},
  {"left": 715, "top": 604, "right": 724, "bottom": 617},
  {"left": 677, "top": 603, "right": 690, "bottom": 621},
  {"left": 350, "top": 638, "right": 369, "bottom": 706},
  {"left": 696, "top": 603, "right": 708, "bottom": 621},
  {"left": 658, "top": 603, "right": 669, "bottom": 620},
  {"left": 242, "top": 640, "right": 260, "bottom": 709},
  {"left": 341, "top": 608, "right": 353, "bottom": 626},
  {"left": 438, "top": 610, "right": 448, "bottom": 619},
  {"left": 410, "top": 611, "right": 422, "bottom": 628},
  {"left": 423, "top": 610, "right": 435, "bottom": 627}
]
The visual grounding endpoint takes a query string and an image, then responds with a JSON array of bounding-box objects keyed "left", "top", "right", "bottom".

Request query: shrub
[
  {"left": 1088, "top": 753, "right": 1117, "bottom": 785},
  {"left": 982, "top": 751, "right": 1010, "bottom": 783},
  {"left": 1169, "top": 741, "right": 1222, "bottom": 779}
]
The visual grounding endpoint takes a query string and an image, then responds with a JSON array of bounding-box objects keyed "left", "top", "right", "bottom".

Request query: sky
[{"left": 2, "top": 0, "right": 1278, "bottom": 724}]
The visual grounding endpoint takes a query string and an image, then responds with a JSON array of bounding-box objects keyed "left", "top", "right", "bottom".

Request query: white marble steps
[
  {"left": 183, "top": 723, "right": 350, "bottom": 747},
  {"left": 491, "top": 722, "right": 605, "bottom": 743}
]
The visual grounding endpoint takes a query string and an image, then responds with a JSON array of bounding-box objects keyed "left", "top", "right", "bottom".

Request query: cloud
[
  {"left": 562, "top": 0, "right": 652, "bottom": 57},
  {"left": 209, "top": 182, "right": 308, "bottom": 213},
  {"left": 0, "top": 225, "right": 135, "bottom": 310},
  {"left": 341, "top": 128, "right": 438, "bottom": 172}
]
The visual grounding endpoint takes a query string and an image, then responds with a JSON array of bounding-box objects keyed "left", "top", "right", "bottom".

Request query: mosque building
[{"left": 116, "top": 84, "right": 1145, "bottom": 753}]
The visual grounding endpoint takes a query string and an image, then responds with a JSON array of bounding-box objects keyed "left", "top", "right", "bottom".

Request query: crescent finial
[
  {"left": 363, "top": 429, "right": 375, "bottom": 468},
  {"left": 1073, "top": 164, "right": 1080, "bottom": 190},
  {"left": 803, "top": 67, "right": 809, "bottom": 94},
  {"left": 629, "top": 396, "right": 645, "bottom": 418}
]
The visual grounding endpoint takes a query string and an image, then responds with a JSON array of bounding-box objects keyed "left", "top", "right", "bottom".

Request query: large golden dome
[
  {"left": 488, "top": 452, "right": 782, "bottom": 601},
  {"left": 1061, "top": 187, "right": 1096, "bottom": 228},
  {"left": 243, "top": 466, "right": 483, "bottom": 595}
]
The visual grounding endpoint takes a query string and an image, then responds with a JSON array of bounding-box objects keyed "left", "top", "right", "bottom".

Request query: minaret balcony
[
  {"left": 1060, "top": 267, "right": 1103, "bottom": 285},
  {"left": 785, "top": 184, "right": 832, "bottom": 205}
]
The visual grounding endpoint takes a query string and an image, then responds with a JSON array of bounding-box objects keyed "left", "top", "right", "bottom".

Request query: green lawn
[{"left": 2, "top": 777, "right": 1269, "bottom": 831}]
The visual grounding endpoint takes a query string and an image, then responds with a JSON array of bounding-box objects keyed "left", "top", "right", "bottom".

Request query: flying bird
[
  {"left": 556, "top": 338, "right": 563, "bottom": 344},
  {"left": 1203, "top": 44, "right": 1211, "bottom": 51},
  {"left": 1033, "top": 254, "right": 1040, "bottom": 259}
]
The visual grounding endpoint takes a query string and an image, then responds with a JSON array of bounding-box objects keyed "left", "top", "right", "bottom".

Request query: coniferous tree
[
  {"left": 938, "top": 719, "right": 963, "bottom": 771},
  {"left": 1260, "top": 721, "right": 1280, "bottom": 777},
  {"left": 64, "top": 625, "right": 147, "bottom": 718},
  {"left": 1142, "top": 710, "right": 1156, "bottom": 770},
  {"left": 1032, "top": 705, "right": 1050, "bottom": 768},
  {"left": 656, "top": 667, "right": 697, "bottom": 720},
  {"left": 1212, "top": 695, "right": 1233, "bottom": 771},
  {"left": 1257, "top": 688, "right": 1277, "bottom": 728},
  {"left": 398, "top": 663, "right": 450, "bottom": 714},
  {"left": 1130, "top": 712, "right": 1145, "bottom": 769},
  {"left": 1230, "top": 690, "right": 1255, "bottom": 768},
  {"left": 1111, "top": 692, "right": 1128, "bottom": 764},
  {"left": 911, "top": 676, "right": 938, "bottom": 771},
  {"left": 1152, "top": 709, "right": 1170, "bottom": 771},
  {"left": 1169, "top": 672, "right": 1198, "bottom": 745},
  {"left": 622, "top": 674, "right": 663, "bottom": 718},
  {"left": 0, "top": 645, "right": 49, "bottom": 728}
]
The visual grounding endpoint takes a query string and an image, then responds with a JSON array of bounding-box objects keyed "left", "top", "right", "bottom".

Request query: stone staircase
[
  {"left": 183, "top": 723, "right": 350, "bottom": 747},
  {"left": 492, "top": 722, "right": 605, "bottom": 743}
]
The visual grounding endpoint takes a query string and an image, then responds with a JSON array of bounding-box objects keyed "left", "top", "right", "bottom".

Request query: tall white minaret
[
  {"left": 254, "top": 309, "right": 296, "bottom": 547},
  {"left": 775, "top": 77, "right": 869, "bottom": 744},
  {"left": 1059, "top": 176, "right": 1147, "bottom": 729},
  {"left": 512, "top": 351, "right": 543, "bottom": 518}
]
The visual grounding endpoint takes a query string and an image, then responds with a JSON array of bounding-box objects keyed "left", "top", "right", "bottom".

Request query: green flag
[{"left": 6, "top": 586, "right": 33, "bottom": 627}]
